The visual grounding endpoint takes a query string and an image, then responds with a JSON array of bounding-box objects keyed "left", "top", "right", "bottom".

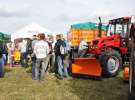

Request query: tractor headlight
[{"left": 121, "top": 38, "right": 127, "bottom": 47}]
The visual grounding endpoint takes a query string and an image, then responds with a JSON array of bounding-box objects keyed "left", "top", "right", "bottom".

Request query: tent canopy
[
  {"left": 11, "top": 23, "right": 53, "bottom": 41},
  {"left": 0, "top": 32, "right": 11, "bottom": 42}
]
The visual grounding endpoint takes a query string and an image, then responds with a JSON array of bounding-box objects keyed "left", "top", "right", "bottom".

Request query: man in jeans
[
  {"left": 31, "top": 35, "right": 38, "bottom": 79},
  {"left": 54, "top": 34, "right": 67, "bottom": 79},
  {"left": 33, "top": 33, "right": 50, "bottom": 80},
  {"left": 0, "top": 43, "right": 5, "bottom": 78},
  {"left": 19, "top": 39, "right": 27, "bottom": 67}
]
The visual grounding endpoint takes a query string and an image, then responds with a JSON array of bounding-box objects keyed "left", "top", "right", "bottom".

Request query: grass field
[{"left": 0, "top": 67, "right": 128, "bottom": 100}]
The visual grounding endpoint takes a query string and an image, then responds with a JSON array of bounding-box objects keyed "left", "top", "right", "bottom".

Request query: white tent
[{"left": 11, "top": 22, "right": 53, "bottom": 41}]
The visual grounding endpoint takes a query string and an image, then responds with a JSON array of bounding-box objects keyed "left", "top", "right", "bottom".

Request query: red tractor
[
  {"left": 89, "top": 17, "right": 132, "bottom": 77},
  {"left": 71, "top": 17, "right": 133, "bottom": 77},
  {"left": 71, "top": 17, "right": 135, "bottom": 77},
  {"left": 71, "top": 17, "right": 135, "bottom": 99}
]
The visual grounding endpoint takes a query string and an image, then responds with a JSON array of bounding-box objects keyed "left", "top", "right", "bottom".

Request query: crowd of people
[{"left": 0, "top": 33, "right": 71, "bottom": 81}]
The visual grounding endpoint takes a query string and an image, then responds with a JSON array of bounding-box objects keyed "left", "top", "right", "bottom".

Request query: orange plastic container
[
  {"left": 68, "top": 29, "right": 106, "bottom": 46},
  {"left": 13, "top": 49, "right": 21, "bottom": 63},
  {"left": 123, "top": 67, "right": 129, "bottom": 81}
]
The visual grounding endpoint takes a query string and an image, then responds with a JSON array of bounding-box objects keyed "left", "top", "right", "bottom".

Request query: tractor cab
[
  {"left": 106, "top": 17, "right": 131, "bottom": 49},
  {"left": 107, "top": 17, "right": 131, "bottom": 37},
  {"left": 90, "top": 17, "right": 132, "bottom": 54}
]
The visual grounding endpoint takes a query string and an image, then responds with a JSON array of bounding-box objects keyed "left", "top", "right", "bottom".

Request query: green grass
[{"left": 0, "top": 67, "right": 128, "bottom": 100}]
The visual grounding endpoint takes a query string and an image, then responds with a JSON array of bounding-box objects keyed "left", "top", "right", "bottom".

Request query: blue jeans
[
  {"left": 32, "top": 60, "right": 36, "bottom": 79},
  {"left": 63, "top": 67, "right": 68, "bottom": 76},
  {"left": 63, "top": 55, "right": 69, "bottom": 76},
  {"left": 57, "top": 56, "right": 68, "bottom": 77},
  {"left": 54, "top": 55, "right": 58, "bottom": 74},
  {"left": 0, "top": 57, "right": 4, "bottom": 78},
  {"left": 35, "top": 58, "right": 48, "bottom": 80},
  {"left": 21, "top": 52, "right": 27, "bottom": 67}
]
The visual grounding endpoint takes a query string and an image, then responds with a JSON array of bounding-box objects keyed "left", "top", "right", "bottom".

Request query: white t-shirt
[
  {"left": 78, "top": 40, "right": 88, "bottom": 51},
  {"left": 19, "top": 40, "right": 27, "bottom": 53},
  {"left": 34, "top": 40, "right": 50, "bottom": 59}
]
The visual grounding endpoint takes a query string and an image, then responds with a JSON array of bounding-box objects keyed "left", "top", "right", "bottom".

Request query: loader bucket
[{"left": 71, "top": 58, "right": 102, "bottom": 77}]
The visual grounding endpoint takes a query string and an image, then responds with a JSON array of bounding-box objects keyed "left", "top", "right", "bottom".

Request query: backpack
[{"left": 60, "top": 43, "right": 68, "bottom": 56}]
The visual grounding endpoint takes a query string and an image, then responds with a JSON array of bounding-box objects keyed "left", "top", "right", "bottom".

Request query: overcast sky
[{"left": 0, "top": 0, "right": 134, "bottom": 34}]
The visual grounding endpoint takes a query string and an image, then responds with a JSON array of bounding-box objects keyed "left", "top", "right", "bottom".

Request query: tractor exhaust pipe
[{"left": 98, "top": 16, "right": 102, "bottom": 37}]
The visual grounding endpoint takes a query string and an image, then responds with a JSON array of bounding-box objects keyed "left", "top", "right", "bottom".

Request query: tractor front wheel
[{"left": 100, "top": 50, "right": 122, "bottom": 77}]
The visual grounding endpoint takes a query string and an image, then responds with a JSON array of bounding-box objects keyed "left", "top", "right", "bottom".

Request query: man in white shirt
[
  {"left": 33, "top": 33, "right": 50, "bottom": 80},
  {"left": 78, "top": 38, "right": 88, "bottom": 57}
]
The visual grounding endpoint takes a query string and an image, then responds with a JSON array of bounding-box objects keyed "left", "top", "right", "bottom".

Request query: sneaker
[
  {"left": 63, "top": 75, "right": 68, "bottom": 78},
  {"left": 56, "top": 74, "right": 63, "bottom": 80}
]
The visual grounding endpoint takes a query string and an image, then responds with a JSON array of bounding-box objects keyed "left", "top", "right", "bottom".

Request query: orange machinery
[{"left": 71, "top": 58, "right": 102, "bottom": 77}]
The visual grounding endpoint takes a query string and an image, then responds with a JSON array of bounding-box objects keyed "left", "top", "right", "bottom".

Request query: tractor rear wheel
[{"left": 100, "top": 50, "right": 122, "bottom": 77}]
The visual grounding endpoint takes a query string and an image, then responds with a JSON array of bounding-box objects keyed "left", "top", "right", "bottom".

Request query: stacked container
[{"left": 68, "top": 22, "right": 106, "bottom": 47}]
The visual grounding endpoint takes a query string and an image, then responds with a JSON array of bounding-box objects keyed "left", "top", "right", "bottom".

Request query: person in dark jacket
[
  {"left": 54, "top": 34, "right": 66, "bottom": 79},
  {"left": 0, "top": 42, "right": 5, "bottom": 78},
  {"left": 1, "top": 42, "right": 8, "bottom": 65}
]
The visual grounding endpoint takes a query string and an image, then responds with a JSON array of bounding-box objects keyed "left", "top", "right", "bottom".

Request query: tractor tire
[
  {"left": 128, "top": 49, "right": 135, "bottom": 100},
  {"left": 100, "top": 50, "right": 122, "bottom": 77}
]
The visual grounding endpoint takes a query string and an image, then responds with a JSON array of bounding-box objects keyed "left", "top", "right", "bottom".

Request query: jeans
[
  {"left": 54, "top": 55, "right": 58, "bottom": 74},
  {"left": 63, "top": 67, "right": 68, "bottom": 76},
  {"left": 57, "top": 56, "right": 68, "bottom": 77},
  {"left": 35, "top": 58, "right": 48, "bottom": 80},
  {"left": 3, "top": 54, "right": 7, "bottom": 65},
  {"left": 63, "top": 55, "right": 69, "bottom": 76},
  {"left": 21, "top": 52, "right": 27, "bottom": 67},
  {"left": 2, "top": 54, "right": 6, "bottom": 63},
  {"left": 45, "top": 54, "right": 51, "bottom": 72},
  {"left": 32, "top": 59, "right": 36, "bottom": 79},
  {"left": 48, "top": 53, "right": 55, "bottom": 73},
  {"left": 0, "top": 57, "right": 4, "bottom": 78}
]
